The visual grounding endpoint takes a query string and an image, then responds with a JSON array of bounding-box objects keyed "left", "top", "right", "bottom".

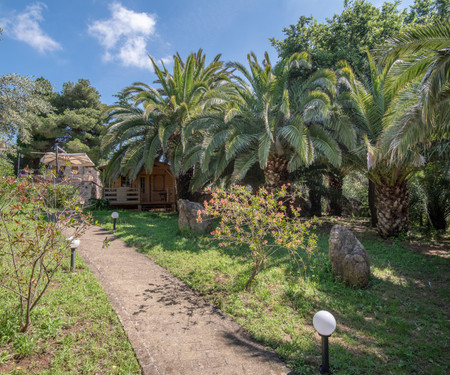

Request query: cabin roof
[
  {"left": 99, "top": 161, "right": 172, "bottom": 176},
  {"left": 40, "top": 152, "right": 95, "bottom": 167}
]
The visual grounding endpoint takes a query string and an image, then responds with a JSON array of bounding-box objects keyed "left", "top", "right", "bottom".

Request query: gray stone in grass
[
  {"left": 329, "top": 225, "right": 370, "bottom": 288},
  {"left": 178, "top": 199, "right": 212, "bottom": 234}
]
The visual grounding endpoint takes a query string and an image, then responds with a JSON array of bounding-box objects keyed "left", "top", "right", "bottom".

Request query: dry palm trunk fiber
[
  {"left": 264, "top": 156, "right": 289, "bottom": 192},
  {"left": 375, "top": 181, "right": 409, "bottom": 237}
]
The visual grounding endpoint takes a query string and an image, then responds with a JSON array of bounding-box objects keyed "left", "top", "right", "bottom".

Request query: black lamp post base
[
  {"left": 319, "top": 334, "right": 331, "bottom": 374},
  {"left": 71, "top": 249, "right": 76, "bottom": 273}
]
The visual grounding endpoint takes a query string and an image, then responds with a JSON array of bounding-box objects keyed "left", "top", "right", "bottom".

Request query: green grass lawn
[
  {"left": 0, "top": 253, "right": 141, "bottom": 374},
  {"left": 93, "top": 209, "right": 449, "bottom": 375}
]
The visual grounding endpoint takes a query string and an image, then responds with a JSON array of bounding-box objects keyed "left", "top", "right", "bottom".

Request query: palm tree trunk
[
  {"left": 263, "top": 155, "right": 288, "bottom": 192},
  {"left": 375, "top": 181, "right": 409, "bottom": 237},
  {"left": 309, "top": 188, "right": 322, "bottom": 217},
  {"left": 176, "top": 168, "right": 194, "bottom": 201},
  {"left": 328, "top": 172, "right": 343, "bottom": 216},
  {"left": 369, "top": 180, "right": 377, "bottom": 227}
]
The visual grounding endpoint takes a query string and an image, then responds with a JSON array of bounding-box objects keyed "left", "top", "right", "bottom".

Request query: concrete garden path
[{"left": 78, "top": 226, "right": 294, "bottom": 375}]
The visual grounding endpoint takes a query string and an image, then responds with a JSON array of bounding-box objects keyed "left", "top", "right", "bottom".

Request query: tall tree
[
  {"left": 404, "top": 0, "right": 449, "bottom": 24},
  {"left": 345, "top": 54, "right": 428, "bottom": 237},
  {"left": 52, "top": 79, "right": 105, "bottom": 163},
  {"left": 198, "top": 52, "right": 340, "bottom": 192},
  {"left": 377, "top": 20, "right": 450, "bottom": 231},
  {"left": 322, "top": 62, "right": 357, "bottom": 216},
  {"left": 378, "top": 20, "right": 450, "bottom": 158},
  {"left": 20, "top": 78, "right": 105, "bottom": 167},
  {"left": 0, "top": 75, "right": 52, "bottom": 143},
  {"left": 102, "top": 50, "right": 230, "bottom": 199},
  {"left": 271, "top": 0, "right": 406, "bottom": 75},
  {"left": 271, "top": 0, "right": 446, "bottom": 76}
]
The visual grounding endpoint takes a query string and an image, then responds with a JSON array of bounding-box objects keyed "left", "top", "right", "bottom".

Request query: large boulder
[
  {"left": 178, "top": 199, "right": 212, "bottom": 234},
  {"left": 328, "top": 225, "right": 370, "bottom": 288}
]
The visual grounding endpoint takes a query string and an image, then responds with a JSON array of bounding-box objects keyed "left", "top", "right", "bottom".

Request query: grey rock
[
  {"left": 328, "top": 225, "right": 370, "bottom": 288},
  {"left": 178, "top": 199, "right": 212, "bottom": 234}
]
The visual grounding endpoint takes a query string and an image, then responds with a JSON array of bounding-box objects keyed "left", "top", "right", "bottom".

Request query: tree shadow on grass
[
  {"left": 281, "top": 243, "right": 449, "bottom": 374},
  {"left": 92, "top": 210, "right": 449, "bottom": 374}
]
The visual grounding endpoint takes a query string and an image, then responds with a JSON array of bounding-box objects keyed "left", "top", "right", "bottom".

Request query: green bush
[
  {"left": 88, "top": 198, "right": 110, "bottom": 210},
  {"left": 44, "top": 183, "right": 81, "bottom": 209},
  {"left": 199, "top": 185, "right": 318, "bottom": 289}
]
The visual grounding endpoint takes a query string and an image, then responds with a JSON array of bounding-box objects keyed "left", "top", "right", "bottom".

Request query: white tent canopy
[{"left": 40, "top": 152, "right": 95, "bottom": 167}]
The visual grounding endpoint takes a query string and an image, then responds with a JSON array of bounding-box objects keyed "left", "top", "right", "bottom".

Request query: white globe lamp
[
  {"left": 111, "top": 211, "right": 119, "bottom": 230},
  {"left": 313, "top": 310, "right": 336, "bottom": 373},
  {"left": 68, "top": 236, "right": 81, "bottom": 273}
]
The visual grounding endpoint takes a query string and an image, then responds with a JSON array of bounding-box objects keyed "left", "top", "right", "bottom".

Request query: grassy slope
[
  {"left": 0, "top": 253, "right": 141, "bottom": 374},
  {"left": 93, "top": 210, "right": 449, "bottom": 375}
]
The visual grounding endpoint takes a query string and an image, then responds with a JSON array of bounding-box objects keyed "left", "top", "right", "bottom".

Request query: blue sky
[{"left": 0, "top": 0, "right": 414, "bottom": 105}]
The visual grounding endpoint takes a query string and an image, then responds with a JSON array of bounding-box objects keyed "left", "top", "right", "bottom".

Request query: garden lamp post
[
  {"left": 69, "top": 237, "right": 80, "bottom": 273},
  {"left": 313, "top": 310, "right": 336, "bottom": 374},
  {"left": 111, "top": 211, "right": 119, "bottom": 230}
]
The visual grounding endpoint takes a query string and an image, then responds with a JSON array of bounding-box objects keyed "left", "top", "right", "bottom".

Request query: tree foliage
[
  {"left": 378, "top": 20, "right": 450, "bottom": 160},
  {"left": 20, "top": 79, "right": 105, "bottom": 167},
  {"left": 102, "top": 50, "right": 231, "bottom": 198},
  {"left": 195, "top": 52, "right": 340, "bottom": 191},
  {"left": 99, "top": 2, "right": 449, "bottom": 236},
  {"left": 270, "top": 0, "right": 447, "bottom": 76},
  {"left": 0, "top": 75, "right": 52, "bottom": 142}
]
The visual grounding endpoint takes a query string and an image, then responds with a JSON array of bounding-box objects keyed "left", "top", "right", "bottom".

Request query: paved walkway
[{"left": 78, "top": 226, "right": 294, "bottom": 375}]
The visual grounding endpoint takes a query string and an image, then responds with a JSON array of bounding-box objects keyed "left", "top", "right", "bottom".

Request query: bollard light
[
  {"left": 111, "top": 211, "right": 119, "bottom": 230},
  {"left": 68, "top": 237, "right": 80, "bottom": 273},
  {"left": 313, "top": 310, "right": 336, "bottom": 374}
]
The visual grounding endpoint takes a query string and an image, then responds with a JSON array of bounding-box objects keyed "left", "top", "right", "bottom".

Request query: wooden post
[
  {"left": 150, "top": 175, "right": 154, "bottom": 203},
  {"left": 55, "top": 146, "right": 59, "bottom": 174}
]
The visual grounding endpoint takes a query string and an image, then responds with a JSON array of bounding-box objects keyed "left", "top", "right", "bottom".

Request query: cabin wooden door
[
  {"left": 152, "top": 174, "right": 166, "bottom": 202},
  {"left": 139, "top": 176, "right": 150, "bottom": 203}
]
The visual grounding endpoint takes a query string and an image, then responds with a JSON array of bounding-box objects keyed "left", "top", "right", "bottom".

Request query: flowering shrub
[
  {"left": 198, "top": 185, "right": 317, "bottom": 289},
  {"left": 45, "top": 183, "right": 80, "bottom": 209},
  {"left": 0, "top": 177, "right": 90, "bottom": 332}
]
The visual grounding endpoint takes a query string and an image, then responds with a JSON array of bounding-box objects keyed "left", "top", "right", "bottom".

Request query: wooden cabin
[{"left": 103, "top": 162, "right": 176, "bottom": 211}]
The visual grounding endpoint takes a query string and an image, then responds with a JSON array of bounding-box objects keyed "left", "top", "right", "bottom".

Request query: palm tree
[
  {"left": 102, "top": 50, "right": 231, "bottom": 199},
  {"left": 344, "top": 53, "right": 427, "bottom": 237},
  {"left": 322, "top": 61, "right": 358, "bottom": 216},
  {"left": 196, "top": 52, "right": 341, "bottom": 192},
  {"left": 101, "top": 105, "right": 163, "bottom": 183},
  {"left": 374, "top": 21, "right": 450, "bottom": 232},
  {"left": 377, "top": 20, "right": 450, "bottom": 158}
]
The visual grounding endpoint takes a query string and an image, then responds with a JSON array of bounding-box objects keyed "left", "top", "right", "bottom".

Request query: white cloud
[
  {"left": 88, "top": 2, "right": 157, "bottom": 69},
  {"left": 3, "top": 2, "right": 62, "bottom": 53},
  {"left": 160, "top": 56, "right": 173, "bottom": 66}
]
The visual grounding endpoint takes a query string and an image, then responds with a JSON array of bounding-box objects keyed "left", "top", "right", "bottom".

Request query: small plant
[
  {"left": 198, "top": 185, "right": 317, "bottom": 289},
  {"left": 45, "top": 183, "right": 80, "bottom": 210},
  {"left": 88, "top": 198, "right": 111, "bottom": 210},
  {"left": 0, "top": 176, "right": 90, "bottom": 333},
  {"left": 12, "top": 334, "right": 35, "bottom": 358},
  {"left": 0, "top": 350, "right": 12, "bottom": 364}
]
